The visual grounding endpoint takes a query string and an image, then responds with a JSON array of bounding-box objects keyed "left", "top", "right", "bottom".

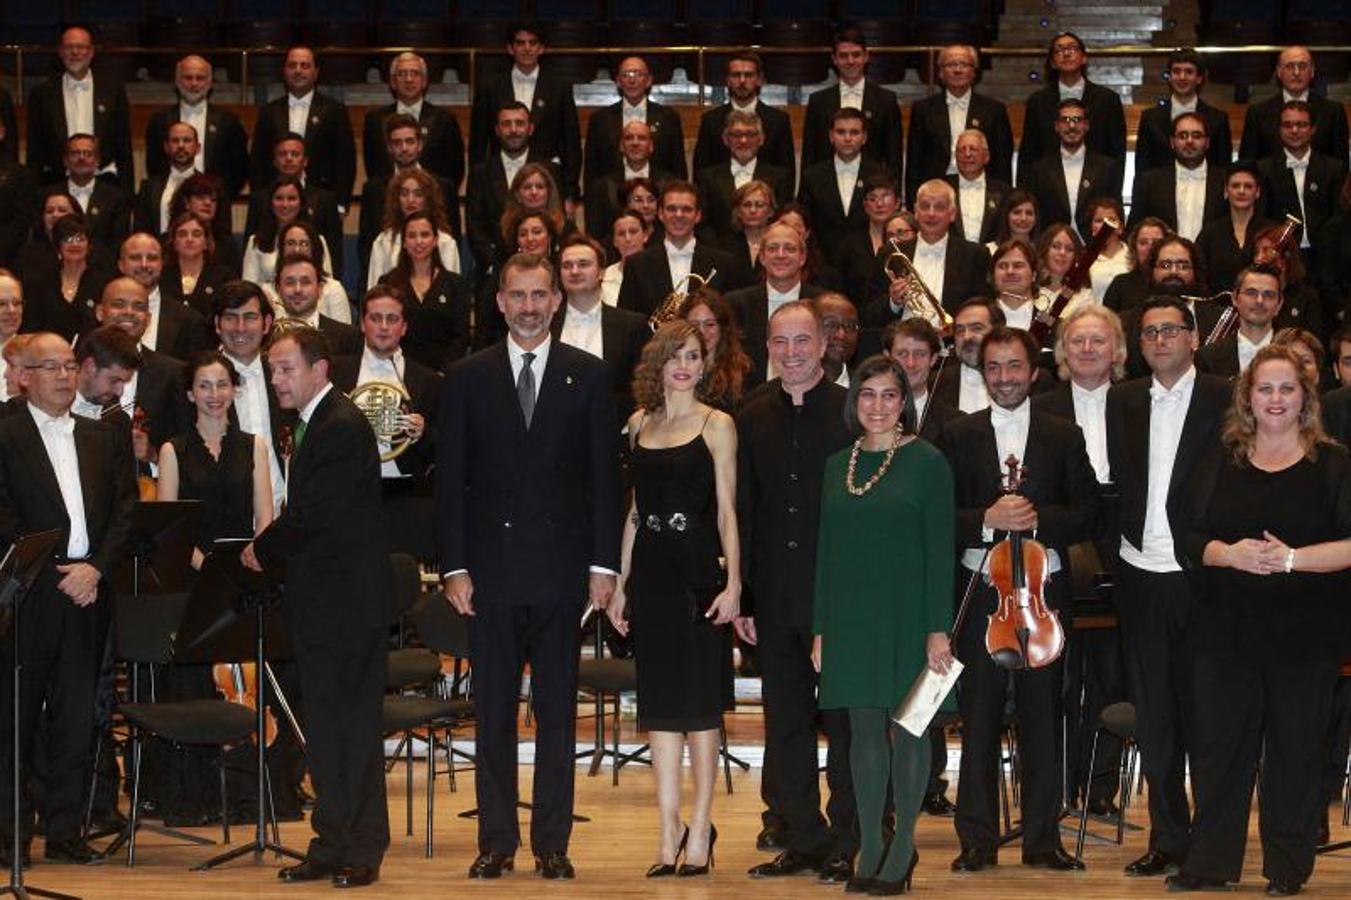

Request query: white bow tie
[
  {"left": 731, "top": 162, "right": 754, "bottom": 177},
  {"left": 288, "top": 95, "right": 309, "bottom": 108},
  {"left": 916, "top": 244, "right": 944, "bottom": 259},
  {"left": 1150, "top": 384, "right": 1184, "bottom": 403},
  {"left": 67, "top": 79, "right": 90, "bottom": 91},
  {"left": 396, "top": 104, "right": 419, "bottom": 117},
  {"left": 990, "top": 405, "right": 1024, "bottom": 425},
  {"left": 947, "top": 95, "right": 969, "bottom": 109},
  {"left": 1178, "top": 167, "right": 1205, "bottom": 182},
  {"left": 1288, "top": 157, "right": 1308, "bottom": 171},
  {"left": 43, "top": 414, "right": 76, "bottom": 434}
]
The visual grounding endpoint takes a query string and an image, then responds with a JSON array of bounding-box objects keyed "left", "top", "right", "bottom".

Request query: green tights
[{"left": 849, "top": 707, "right": 931, "bottom": 883}]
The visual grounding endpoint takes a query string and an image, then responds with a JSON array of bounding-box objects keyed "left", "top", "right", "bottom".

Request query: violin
[
  {"left": 130, "top": 404, "right": 157, "bottom": 501},
  {"left": 985, "top": 454, "right": 1065, "bottom": 670},
  {"left": 212, "top": 662, "right": 278, "bottom": 747}
]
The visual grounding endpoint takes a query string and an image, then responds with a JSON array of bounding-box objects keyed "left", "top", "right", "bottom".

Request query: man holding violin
[{"left": 936, "top": 325, "right": 1099, "bottom": 873}]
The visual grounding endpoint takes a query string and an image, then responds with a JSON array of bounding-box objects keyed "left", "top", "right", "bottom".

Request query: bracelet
[{"left": 1284, "top": 548, "right": 1296, "bottom": 574}]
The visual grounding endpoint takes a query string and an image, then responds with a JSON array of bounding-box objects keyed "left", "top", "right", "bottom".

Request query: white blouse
[{"left": 366, "top": 230, "right": 461, "bottom": 289}]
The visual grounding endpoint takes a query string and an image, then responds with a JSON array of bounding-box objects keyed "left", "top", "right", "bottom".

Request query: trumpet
[
  {"left": 649, "top": 268, "right": 716, "bottom": 332},
  {"left": 884, "top": 240, "right": 954, "bottom": 331},
  {"left": 348, "top": 380, "right": 415, "bottom": 461}
]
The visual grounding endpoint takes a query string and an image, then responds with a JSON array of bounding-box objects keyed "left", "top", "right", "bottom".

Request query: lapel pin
[
  {"left": 209, "top": 123, "right": 217, "bottom": 133},
  {"left": 536, "top": 99, "right": 546, "bottom": 109},
  {"left": 865, "top": 110, "right": 873, "bottom": 118},
  {"left": 1310, "top": 182, "right": 1319, "bottom": 193},
  {"left": 566, "top": 375, "right": 573, "bottom": 385},
  {"left": 971, "top": 117, "right": 981, "bottom": 128},
  {"left": 421, "top": 126, "right": 429, "bottom": 136},
  {"left": 97, "top": 104, "right": 105, "bottom": 113},
  {"left": 205, "top": 286, "right": 214, "bottom": 294},
  {"left": 1082, "top": 178, "right": 1092, "bottom": 189},
  {"left": 987, "top": 198, "right": 997, "bottom": 209},
  {"left": 437, "top": 294, "right": 446, "bottom": 304},
  {"left": 311, "top": 115, "right": 319, "bottom": 125},
  {"left": 89, "top": 206, "right": 99, "bottom": 216},
  {"left": 86, "top": 299, "right": 94, "bottom": 307}
]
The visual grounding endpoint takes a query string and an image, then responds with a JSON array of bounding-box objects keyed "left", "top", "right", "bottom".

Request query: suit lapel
[
  {"left": 16, "top": 412, "right": 65, "bottom": 517},
  {"left": 530, "top": 343, "right": 568, "bottom": 434},
  {"left": 73, "top": 420, "right": 103, "bottom": 532},
  {"left": 1051, "top": 157, "right": 1073, "bottom": 220}
]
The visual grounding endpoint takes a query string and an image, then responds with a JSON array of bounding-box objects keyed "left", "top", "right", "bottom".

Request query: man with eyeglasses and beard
[{"left": 1120, "top": 236, "right": 1224, "bottom": 378}]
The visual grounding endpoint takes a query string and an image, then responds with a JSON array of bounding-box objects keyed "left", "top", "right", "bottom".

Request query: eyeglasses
[
  {"left": 822, "top": 318, "right": 860, "bottom": 333},
  {"left": 1141, "top": 323, "right": 1192, "bottom": 341},
  {"left": 1156, "top": 259, "right": 1194, "bottom": 272},
  {"left": 1280, "top": 60, "right": 1311, "bottom": 71},
  {"left": 1238, "top": 286, "right": 1280, "bottom": 302},
  {"left": 61, "top": 234, "right": 88, "bottom": 245},
  {"left": 1052, "top": 44, "right": 1082, "bottom": 56},
  {"left": 617, "top": 69, "right": 648, "bottom": 80},
  {"left": 1057, "top": 115, "right": 1084, "bottom": 125},
  {"left": 25, "top": 361, "right": 80, "bottom": 374}
]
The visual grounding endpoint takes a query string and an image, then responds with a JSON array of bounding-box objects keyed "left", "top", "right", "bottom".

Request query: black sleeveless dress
[
  {"left": 627, "top": 430, "right": 734, "bottom": 732},
  {"left": 172, "top": 424, "right": 257, "bottom": 552}
]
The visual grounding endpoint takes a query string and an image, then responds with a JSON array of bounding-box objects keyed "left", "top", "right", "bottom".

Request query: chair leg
[
  {"left": 126, "top": 731, "right": 144, "bottom": 868},
  {"left": 611, "top": 693, "right": 622, "bottom": 786},
  {"left": 83, "top": 734, "right": 104, "bottom": 840},
  {"left": 425, "top": 724, "right": 438, "bottom": 858},
  {"left": 1117, "top": 740, "right": 1131, "bottom": 846},
  {"left": 405, "top": 729, "right": 414, "bottom": 837},
  {"left": 447, "top": 723, "right": 458, "bottom": 793},
  {"left": 1074, "top": 729, "right": 1101, "bottom": 861},
  {"left": 588, "top": 690, "right": 605, "bottom": 778},
  {"left": 219, "top": 749, "right": 231, "bottom": 845},
  {"left": 720, "top": 724, "right": 733, "bottom": 795}
]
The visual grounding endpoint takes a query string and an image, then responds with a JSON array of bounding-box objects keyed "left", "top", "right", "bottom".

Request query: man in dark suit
[
  {"left": 273, "top": 255, "right": 361, "bottom": 357},
  {"left": 1256, "top": 100, "right": 1346, "bottom": 264},
  {"left": 118, "top": 233, "right": 213, "bottom": 361},
  {"left": 0, "top": 330, "right": 135, "bottom": 865},
  {"left": 905, "top": 45, "right": 1013, "bottom": 204},
  {"left": 467, "top": 23, "right": 582, "bottom": 202},
  {"left": 691, "top": 50, "right": 795, "bottom": 179},
  {"left": 144, "top": 55, "right": 249, "bottom": 199},
  {"left": 883, "top": 317, "right": 961, "bottom": 442},
  {"left": 465, "top": 103, "right": 557, "bottom": 281},
  {"left": 1239, "top": 46, "right": 1349, "bottom": 166},
  {"left": 1016, "top": 32, "right": 1126, "bottom": 187},
  {"left": 583, "top": 120, "right": 675, "bottom": 245},
  {"left": 1134, "top": 49, "right": 1233, "bottom": 183},
  {"left": 945, "top": 131, "right": 1012, "bottom": 245},
  {"left": 134, "top": 121, "right": 201, "bottom": 236},
  {"left": 726, "top": 221, "right": 826, "bottom": 386},
  {"left": 249, "top": 46, "right": 357, "bottom": 210},
  {"left": 583, "top": 55, "right": 687, "bottom": 192},
  {"left": 242, "top": 327, "right": 392, "bottom": 889},
  {"left": 0, "top": 139, "right": 37, "bottom": 269},
  {"left": 47, "top": 134, "right": 131, "bottom": 252},
  {"left": 797, "top": 108, "right": 890, "bottom": 268},
  {"left": 617, "top": 181, "right": 751, "bottom": 319},
  {"left": 1197, "top": 266, "right": 1283, "bottom": 378},
  {"left": 244, "top": 133, "right": 345, "bottom": 280},
  {"left": 1021, "top": 98, "right": 1124, "bottom": 236},
  {"left": 362, "top": 52, "right": 465, "bottom": 196},
  {"left": 25, "top": 26, "right": 134, "bottom": 192},
  {"left": 801, "top": 27, "right": 902, "bottom": 183},
  {"left": 438, "top": 253, "right": 621, "bottom": 880},
  {"left": 1105, "top": 296, "right": 1231, "bottom": 882},
  {"left": 694, "top": 110, "right": 794, "bottom": 242},
  {"left": 938, "top": 326, "right": 1099, "bottom": 873},
  {"left": 1127, "top": 112, "right": 1228, "bottom": 241}
]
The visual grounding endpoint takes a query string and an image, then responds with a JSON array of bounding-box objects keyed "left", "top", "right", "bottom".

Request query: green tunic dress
[{"left": 813, "top": 438, "right": 956, "bottom": 710}]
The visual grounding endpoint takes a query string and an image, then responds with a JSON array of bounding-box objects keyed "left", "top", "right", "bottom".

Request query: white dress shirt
[
  {"left": 161, "top": 166, "right": 198, "bottom": 234},
  {"left": 1285, "top": 149, "right": 1312, "bottom": 247},
  {"left": 365, "top": 230, "right": 461, "bottom": 288},
  {"left": 143, "top": 288, "right": 163, "bottom": 352},
  {"left": 357, "top": 347, "right": 409, "bottom": 479},
  {"left": 957, "top": 363, "right": 990, "bottom": 413},
  {"left": 904, "top": 234, "right": 947, "bottom": 324},
  {"left": 601, "top": 263, "right": 623, "bottom": 307},
  {"left": 559, "top": 301, "right": 604, "bottom": 360},
  {"left": 1119, "top": 365, "right": 1197, "bottom": 572},
  {"left": 511, "top": 66, "right": 539, "bottom": 108},
  {"left": 396, "top": 98, "right": 423, "bottom": 120},
  {"left": 1071, "top": 381, "right": 1111, "bottom": 483},
  {"left": 623, "top": 161, "right": 650, "bottom": 181},
  {"left": 0, "top": 338, "right": 9, "bottom": 402},
  {"left": 1061, "top": 145, "right": 1087, "bottom": 220},
  {"left": 946, "top": 90, "right": 970, "bottom": 170},
  {"left": 958, "top": 174, "right": 986, "bottom": 240},
  {"left": 1237, "top": 329, "right": 1273, "bottom": 373},
  {"left": 226, "top": 351, "right": 284, "bottom": 514},
  {"left": 1058, "top": 78, "right": 1085, "bottom": 101},
  {"left": 730, "top": 158, "right": 756, "bottom": 189},
  {"left": 664, "top": 238, "right": 695, "bottom": 293},
  {"left": 287, "top": 90, "right": 315, "bottom": 137},
  {"left": 999, "top": 299, "right": 1035, "bottom": 331},
  {"left": 178, "top": 100, "right": 208, "bottom": 172},
  {"left": 68, "top": 178, "right": 95, "bottom": 213},
  {"left": 1088, "top": 244, "right": 1130, "bottom": 302},
  {"left": 839, "top": 81, "right": 864, "bottom": 110},
  {"left": 834, "top": 156, "right": 860, "bottom": 213},
  {"left": 621, "top": 99, "right": 647, "bottom": 125},
  {"left": 62, "top": 73, "right": 94, "bottom": 137},
  {"left": 1175, "top": 160, "right": 1208, "bottom": 241},
  {"left": 30, "top": 403, "right": 90, "bottom": 558},
  {"left": 912, "top": 391, "right": 929, "bottom": 427},
  {"left": 501, "top": 149, "right": 527, "bottom": 187},
  {"left": 70, "top": 391, "right": 103, "bottom": 421}
]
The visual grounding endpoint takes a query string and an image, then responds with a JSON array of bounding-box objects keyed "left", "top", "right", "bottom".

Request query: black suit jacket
[
  {"left": 436, "top": 341, "right": 621, "bottom": 604},
  {"left": 691, "top": 100, "right": 795, "bottom": 178},
  {"left": 135, "top": 347, "right": 190, "bottom": 451},
  {"left": 152, "top": 294, "right": 213, "bottom": 362},
  {"left": 330, "top": 352, "right": 442, "bottom": 484},
  {"left": 1126, "top": 163, "right": 1229, "bottom": 235},
  {"left": 725, "top": 282, "right": 828, "bottom": 388},
  {"left": 694, "top": 160, "right": 794, "bottom": 242},
  {"left": 463, "top": 152, "right": 559, "bottom": 275},
  {"left": 583, "top": 100, "right": 687, "bottom": 191},
  {"left": 249, "top": 92, "right": 357, "bottom": 208},
  {"left": 1021, "top": 150, "right": 1124, "bottom": 235},
  {"left": 1322, "top": 384, "right": 1351, "bottom": 448},
  {"left": 1134, "top": 98, "right": 1233, "bottom": 181},
  {"left": 616, "top": 239, "right": 753, "bottom": 319},
  {"left": 944, "top": 174, "right": 1012, "bottom": 244},
  {"left": 1256, "top": 151, "right": 1346, "bottom": 250},
  {"left": 919, "top": 393, "right": 962, "bottom": 443},
  {"left": 144, "top": 103, "right": 249, "bottom": 198},
  {"left": 550, "top": 302, "right": 649, "bottom": 422},
  {"left": 1239, "top": 93, "right": 1349, "bottom": 168},
  {"left": 468, "top": 67, "right": 582, "bottom": 200},
  {"left": 46, "top": 182, "right": 131, "bottom": 252},
  {"left": 160, "top": 262, "right": 233, "bottom": 320},
  {"left": 1196, "top": 333, "right": 1250, "bottom": 379},
  {"left": 314, "top": 315, "right": 362, "bottom": 358},
  {"left": 801, "top": 81, "right": 903, "bottom": 182},
  {"left": 1017, "top": 79, "right": 1126, "bottom": 186},
  {"left": 585, "top": 166, "right": 676, "bottom": 244},
  {"left": 132, "top": 173, "right": 185, "bottom": 236},
  {"left": 26, "top": 74, "right": 134, "bottom": 192},
  {"left": 796, "top": 157, "right": 891, "bottom": 265},
  {"left": 906, "top": 91, "right": 1014, "bottom": 202},
  {"left": 0, "top": 161, "right": 37, "bottom": 269},
  {"left": 1196, "top": 213, "right": 1273, "bottom": 300},
  {"left": 362, "top": 100, "right": 465, "bottom": 192},
  {"left": 1120, "top": 300, "right": 1225, "bottom": 379},
  {"left": 861, "top": 235, "right": 992, "bottom": 322},
  {"left": 244, "top": 182, "right": 345, "bottom": 280}
]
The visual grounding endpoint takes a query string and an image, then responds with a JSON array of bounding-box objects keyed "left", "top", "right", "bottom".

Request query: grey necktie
[{"left": 517, "top": 352, "right": 536, "bottom": 428}]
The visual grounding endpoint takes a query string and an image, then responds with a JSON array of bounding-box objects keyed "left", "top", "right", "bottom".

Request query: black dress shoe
[
  {"left": 278, "top": 858, "right": 335, "bottom": 882},
  {"left": 333, "top": 865, "right": 380, "bottom": 888},
  {"left": 43, "top": 838, "right": 105, "bottom": 865},
  {"left": 1086, "top": 797, "right": 1121, "bottom": 818},
  {"left": 1124, "top": 849, "right": 1180, "bottom": 877},
  {"left": 817, "top": 853, "right": 854, "bottom": 884},
  {"left": 846, "top": 876, "right": 878, "bottom": 893},
  {"left": 1165, "top": 871, "right": 1231, "bottom": 892},
  {"left": 922, "top": 791, "right": 955, "bottom": 816},
  {"left": 755, "top": 825, "right": 788, "bottom": 852},
  {"left": 467, "top": 851, "right": 514, "bottom": 879},
  {"left": 867, "top": 850, "right": 918, "bottom": 895},
  {"left": 1023, "top": 846, "right": 1085, "bottom": 871},
  {"left": 747, "top": 849, "right": 821, "bottom": 878},
  {"left": 535, "top": 852, "right": 575, "bottom": 879},
  {"left": 1266, "top": 879, "right": 1302, "bottom": 896},
  {"left": 951, "top": 846, "right": 996, "bottom": 872}
]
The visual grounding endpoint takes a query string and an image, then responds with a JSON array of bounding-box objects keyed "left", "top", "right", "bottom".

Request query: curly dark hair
[
  {"left": 632, "top": 320, "right": 708, "bottom": 413},
  {"left": 677, "top": 288, "right": 752, "bottom": 410}
]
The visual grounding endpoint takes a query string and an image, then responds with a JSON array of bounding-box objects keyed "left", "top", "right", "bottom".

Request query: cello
[{"left": 985, "top": 454, "right": 1066, "bottom": 670}]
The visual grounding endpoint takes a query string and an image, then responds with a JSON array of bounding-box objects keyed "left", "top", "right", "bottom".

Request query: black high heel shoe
[
  {"left": 677, "top": 824, "right": 716, "bottom": 876},
  {"left": 646, "top": 825, "right": 689, "bottom": 877},
  {"left": 866, "top": 850, "right": 918, "bottom": 896}
]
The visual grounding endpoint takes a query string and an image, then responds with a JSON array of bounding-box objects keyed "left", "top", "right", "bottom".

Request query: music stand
[
  {"left": 0, "top": 528, "right": 73, "bottom": 900},
  {"left": 172, "top": 551, "right": 305, "bottom": 871}
]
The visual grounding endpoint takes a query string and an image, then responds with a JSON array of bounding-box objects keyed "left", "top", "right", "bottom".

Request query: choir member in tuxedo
[
  {"left": 143, "top": 55, "right": 249, "bottom": 199},
  {"left": 467, "top": 23, "right": 582, "bottom": 202},
  {"left": 1134, "top": 49, "right": 1233, "bottom": 182},
  {"left": 726, "top": 222, "right": 826, "bottom": 387},
  {"left": 0, "top": 330, "right": 135, "bottom": 865},
  {"left": 438, "top": 253, "right": 620, "bottom": 880},
  {"left": 273, "top": 255, "right": 361, "bottom": 357},
  {"left": 1331, "top": 325, "right": 1351, "bottom": 388},
  {"left": 160, "top": 212, "right": 232, "bottom": 319},
  {"left": 1119, "top": 237, "right": 1224, "bottom": 378},
  {"left": 242, "top": 327, "right": 393, "bottom": 889},
  {"left": 1196, "top": 163, "right": 1271, "bottom": 300},
  {"left": 134, "top": 121, "right": 201, "bottom": 237},
  {"left": 905, "top": 45, "right": 1014, "bottom": 204},
  {"left": 25, "top": 27, "right": 133, "bottom": 192},
  {"left": 797, "top": 108, "right": 889, "bottom": 268},
  {"left": 362, "top": 52, "right": 465, "bottom": 196},
  {"left": 465, "top": 104, "right": 555, "bottom": 280},
  {"left": 1102, "top": 217, "right": 1171, "bottom": 314},
  {"left": 938, "top": 326, "right": 1099, "bottom": 872},
  {"left": 244, "top": 135, "right": 345, "bottom": 281},
  {"left": 694, "top": 111, "right": 793, "bottom": 243},
  {"left": 883, "top": 317, "right": 960, "bottom": 443},
  {"left": 1197, "top": 266, "right": 1284, "bottom": 377},
  {"left": 1239, "top": 46, "right": 1349, "bottom": 165},
  {"left": 1127, "top": 113, "right": 1228, "bottom": 241},
  {"left": 249, "top": 47, "right": 357, "bottom": 210},
  {"left": 584, "top": 56, "right": 686, "bottom": 193},
  {"left": 376, "top": 213, "right": 472, "bottom": 372},
  {"left": 992, "top": 238, "right": 1048, "bottom": 332},
  {"left": 734, "top": 301, "right": 856, "bottom": 882},
  {"left": 0, "top": 274, "right": 23, "bottom": 405},
  {"left": 45, "top": 134, "right": 131, "bottom": 253},
  {"left": 617, "top": 182, "right": 750, "bottom": 319},
  {"left": 117, "top": 232, "right": 214, "bottom": 361},
  {"left": 801, "top": 28, "right": 902, "bottom": 183},
  {"left": 1105, "top": 296, "right": 1231, "bottom": 878},
  {"left": 1016, "top": 32, "right": 1125, "bottom": 187},
  {"left": 679, "top": 289, "right": 753, "bottom": 413},
  {"left": 585, "top": 121, "right": 675, "bottom": 246},
  {"left": 1256, "top": 101, "right": 1346, "bottom": 267},
  {"left": 21, "top": 216, "right": 106, "bottom": 341},
  {"left": 1020, "top": 98, "right": 1123, "bottom": 237},
  {"left": 0, "top": 135, "right": 37, "bottom": 270},
  {"left": 692, "top": 50, "right": 795, "bottom": 179},
  {"left": 946, "top": 131, "right": 1011, "bottom": 246},
  {"left": 836, "top": 175, "right": 902, "bottom": 305},
  {"left": 931, "top": 297, "right": 1005, "bottom": 414},
  {"left": 818, "top": 293, "right": 860, "bottom": 389}
]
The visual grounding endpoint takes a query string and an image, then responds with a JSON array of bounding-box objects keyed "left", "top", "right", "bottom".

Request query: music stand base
[
  {"left": 191, "top": 840, "right": 305, "bottom": 872},
  {"left": 0, "top": 884, "right": 80, "bottom": 900},
  {"left": 1316, "top": 839, "right": 1350, "bottom": 855},
  {"left": 457, "top": 802, "right": 589, "bottom": 823}
]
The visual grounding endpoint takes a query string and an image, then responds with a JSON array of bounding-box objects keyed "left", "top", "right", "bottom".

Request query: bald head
[{"left": 176, "top": 55, "right": 213, "bottom": 104}]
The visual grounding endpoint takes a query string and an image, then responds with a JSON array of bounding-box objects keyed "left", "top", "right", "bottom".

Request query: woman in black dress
[
  {"left": 1176, "top": 345, "right": 1351, "bottom": 895},
  {"left": 1196, "top": 162, "right": 1271, "bottom": 300},
  {"left": 170, "top": 173, "right": 240, "bottom": 274},
  {"left": 160, "top": 211, "right": 233, "bottom": 319},
  {"left": 609, "top": 320, "right": 741, "bottom": 878},
  {"left": 22, "top": 216, "right": 106, "bottom": 339},
  {"left": 378, "top": 211, "right": 472, "bottom": 371}
]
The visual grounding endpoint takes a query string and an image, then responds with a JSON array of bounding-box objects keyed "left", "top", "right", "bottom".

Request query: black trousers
[
  {"left": 0, "top": 585, "right": 101, "bottom": 843},
  {"left": 292, "top": 625, "right": 390, "bottom": 869},
  {"left": 1114, "top": 562, "right": 1194, "bottom": 859},
  {"left": 469, "top": 601, "right": 581, "bottom": 857},
  {"left": 953, "top": 577, "right": 1066, "bottom": 856},
  {"left": 757, "top": 623, "right": 857, "bottom": 857}
]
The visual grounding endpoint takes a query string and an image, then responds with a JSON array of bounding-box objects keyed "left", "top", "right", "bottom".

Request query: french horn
[
  {"left": 649, "top": 268, "right": 717, "bottom": 331},
  {"left": 348, "top": 380, "right": 414, "bottom": 461}
]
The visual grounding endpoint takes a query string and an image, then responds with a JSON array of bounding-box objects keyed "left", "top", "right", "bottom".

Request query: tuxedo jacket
[
  {"left": 1195, "top": 332, "right": 1244, "bottom": 378},
  {"left": 585, "top": 166, "right": 676, "bottom": 244},
  {"left": 1120, "top": 299, "right": 1225, "bottom": 379},
  {"left": 861, "top": 234, "right": 992, "bottom": 320},
  {"left": 906, "top": 91, "right": 1014, "bottom": 202},
  {"left": 1256, "top": 150, "right": 1346, "bottom": 249},
  {"left": 1021, "top": 150, "right": 1124, "bottom": 235},
  {"left": 314, "top": 315, "right": 362, "bottom": 358},
  {"left": 918, "top": 393, "right": 962, "bottom": 443},
  {"left": 1105, "top": 372, "right": 1231, "bottom": 564},
  {"left": 691, "top": 100, "right": 795, "bottom": 177},
  {"left": 725, "top": 282, "right": 828, "bottom": 388},
  {"left": 153, "top": 295, "right": 213, "bottom": 362},
  {"left": 244, "top": 182, "right": 346, "bottom": 279},
  {"left": 464, "top": 152, "right": 560, "bottom": 274},
  {"left": 1134, "top": 98, "right": 1233, "bottom": 181},
  {"left": 1196, "top": 213, "right": 1273, "bottom": 299},
  {"left": 801, "top": 81, "right": 903, "bottom": 182},
  {"left": 26, "top": 74, "right": 134, "bottom": 192},
  {"left": 1017, "top": 79, "right": 1126, "bottom": 186},
  {"left": 694, "top": 161, "right": 794, "bottom": 241},
  {"left": 331, "top": 352, "right": 443, "bottom": 484},
  {"left": 249, "top": 91, "right": 357, "bottom": 208},
  {"left": 253, "top": 388, "right": 394, "bottom": 643},
  {"left": 436, "top": 341, "right": 621, "bottom": 605},
  {"left": 0, "top": 161, "right": 37, "bottom": 269},
  {"left": 45, "top": 182, "right": 131, "bottom": 252},
  {"left": 132, "top": 174, "right": 187, "bottom": 236},
  {"left": 224, "top": 360, "right": 297, "bottom": 468},
  {"left": 616, "top": 239, "right": 753, "bottom": 319},
  {"left": 583, "top": 100, "right": 687, "bottom": 191},
  {"left": 134, "top": 347, "right": 190, "bottom": 451},
  {"left": 361, "top": 100, "right": 466, "bottom": 192},
  {"left": 1239, "top": 93, "right": 1350, "bottom": 167},
  {"left": 468, "top": 67, "right": 582, "bottom": 200},
  {"left": 1322, "top": 384, "right": 1351, "bottom": 449},
  {"left": 1126, "top": 163, "right": 1229, "bottom": 235},
  {"left": 144, "top": 103, "right": 249, "bottom": 198},
  {"left": 550, "top": 302, "right": 649, "bottom": 422},
  {"left": 160, "top": 262, "right": 234, "bottom": 320},
  {"left": 796, "top": 157, "right": 892, "bottom": 265},
  {"left": 944, "top": 174, "right": 1012, "bottom": 244}
]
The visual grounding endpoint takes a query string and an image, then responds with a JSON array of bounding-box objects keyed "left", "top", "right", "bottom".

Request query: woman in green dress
[{"left": 812, "top": 354, "right": 956, "bottom": 895}]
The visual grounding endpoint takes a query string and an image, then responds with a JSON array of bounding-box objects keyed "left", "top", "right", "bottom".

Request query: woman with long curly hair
[
  {"left": 367, "top": 168, "right": 460, "bottom": 287},
  {"left": 678, "top": 288, "right": 752, "bottom": 410}
]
